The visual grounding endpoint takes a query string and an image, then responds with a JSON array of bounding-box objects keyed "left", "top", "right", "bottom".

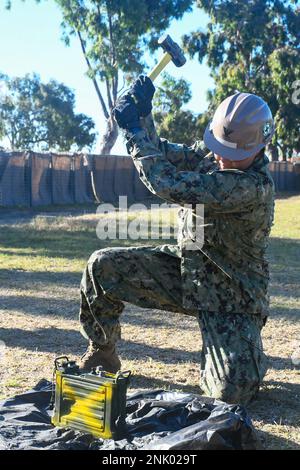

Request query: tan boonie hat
[{"left": 204, "top": 92, "right": 275, "bottom": 161}]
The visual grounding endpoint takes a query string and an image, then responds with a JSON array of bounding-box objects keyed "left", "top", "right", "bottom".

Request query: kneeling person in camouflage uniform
[{"left": 79, "top": 76, "right": 275, "bottom": 405}]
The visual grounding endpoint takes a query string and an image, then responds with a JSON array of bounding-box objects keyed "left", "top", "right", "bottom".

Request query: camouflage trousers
[{"left": 79, "top": 245, "right": 268, "bottom": 405}]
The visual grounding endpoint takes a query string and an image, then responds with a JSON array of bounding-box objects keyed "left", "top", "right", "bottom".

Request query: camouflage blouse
[{"left": 126, "top": 116, "right": 275, "bottom": 317}]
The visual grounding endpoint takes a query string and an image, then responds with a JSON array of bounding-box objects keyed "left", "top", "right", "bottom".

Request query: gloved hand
[
  {"left": 130, "top": 75, "right": 155, "bottom": 117},
  {"left": 113, "top": 94, "right": 141, "bottom": 130}
]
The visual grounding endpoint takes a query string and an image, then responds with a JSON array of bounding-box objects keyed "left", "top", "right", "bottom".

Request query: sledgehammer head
[{"left": 158, "top": 34, "right": 186, "bottom": 68}]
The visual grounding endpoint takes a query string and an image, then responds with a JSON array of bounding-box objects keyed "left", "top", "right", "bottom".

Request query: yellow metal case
[{"left": 51, "top": 357, "right": 131, "bottom": 439}]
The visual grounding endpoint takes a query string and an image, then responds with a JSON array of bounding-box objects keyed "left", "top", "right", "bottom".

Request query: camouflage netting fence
[
  {"left": 0, "top": 151, "right": 151, "bottom": 207},
  {"left": 0, "top": 151, "right": 299, "bottom": 207},
  {"left": 270, "top": 161, "right": 300, "bottom": 193}
]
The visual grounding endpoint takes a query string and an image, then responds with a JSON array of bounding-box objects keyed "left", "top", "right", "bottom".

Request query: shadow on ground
[
  {"left": 248, "top": 379, "right": 300, "bottom": 449},
  {"left": 119, "top": 338, "right": 201, "bottom": 364},
  {"left": 1, "top": 295, "right": 77, "bottom": 318},
  {"left": 0, "top": 326, "right": 201, "bottom": 365},
  {"left": 129, "top": 374, "right": 200, "bottom": 395},
  {"left": 0, "top": 268, "right": 81, "bottom": 288},
  {"left": 123, "top": 306, "right": 197, "bottom": 330},
  {"left": 249, "top": 379, "right": 300, "bottom": 421},
  {"left": 0, "top": 288, "right": 197, "bottom": 331},
  {"left": 257, "top": 430, "right": 300, "bottom": 450},
  {"left": 268, "top": 355, "right": 297, "bottom": 371},
  {"left": 0, "top": 327, "right": 86, "bottom": 355}
]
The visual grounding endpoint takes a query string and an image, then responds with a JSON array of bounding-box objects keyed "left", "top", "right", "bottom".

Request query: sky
[{"left": 0, "top": 0, "right": 214, "bottom": 154}]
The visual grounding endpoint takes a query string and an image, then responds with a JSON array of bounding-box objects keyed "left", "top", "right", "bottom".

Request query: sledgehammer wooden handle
[{"left": 148, "top": 52, "right": 172, "bottom": 82}]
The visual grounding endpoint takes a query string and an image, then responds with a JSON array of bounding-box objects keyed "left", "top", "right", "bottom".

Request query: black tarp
[{"left": 0, "top": 380, "right": 262, "bottom": 450}]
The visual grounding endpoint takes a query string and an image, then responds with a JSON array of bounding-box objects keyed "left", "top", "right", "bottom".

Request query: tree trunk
[
  {"left": 267, "top": 143, "right": 279, "bottom": 161},
  {"left": 99, "top": 116, "right": 119, "bottom": 155}
]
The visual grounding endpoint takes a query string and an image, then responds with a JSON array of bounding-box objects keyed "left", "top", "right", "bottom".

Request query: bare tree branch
[
  {"left": 112, "top": 72, "right": 118, "bottom": 104},
  {"left": 106, "top": 2, "right": 118, "bottom": 106},
  {"left": 76, "top": 29, "right": 109, "bottom": 120},
  {"left": 107, "top": 1, "right": 116, "bottom": 67},
  {"left": 105, "top": 77, "right": 113, "bottom": 110}
]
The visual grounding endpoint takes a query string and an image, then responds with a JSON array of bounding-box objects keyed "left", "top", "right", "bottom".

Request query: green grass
[
  {"left": 0, "top": 207, "right": 179, "bottom": 273},
  {"left": 271, "top": 196, "right": 300, "bottom": 239}
]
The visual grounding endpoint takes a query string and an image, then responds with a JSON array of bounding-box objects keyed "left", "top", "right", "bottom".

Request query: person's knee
[
  {"left": 87, "top": 248, "right": 118, "bottom": 276},
  {"left": 217, "top": 379, "right": 260, "bottom": 405},
  {"left": 88, "top": 248, "right": 114, "bottom": 265},
  {"left": 202, "top": 375, "right": 260, "bottom": 405}
]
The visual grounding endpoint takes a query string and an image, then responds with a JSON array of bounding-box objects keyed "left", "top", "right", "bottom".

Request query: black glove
[
  {"left": 113, "top": 94, "right": 141, "bottom": 130},
  {"left": 130, "top": 75, "right": 155, "bottom": 117}
]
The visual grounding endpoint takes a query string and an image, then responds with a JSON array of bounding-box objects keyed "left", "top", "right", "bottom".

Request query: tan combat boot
[{"left": 79, "top": 341, "right": 121, "bottom": 374}]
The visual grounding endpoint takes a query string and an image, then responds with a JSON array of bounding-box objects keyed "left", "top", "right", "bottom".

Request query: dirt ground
[{"left": 0, "top": 199, "right": 299, "bottom": 449}]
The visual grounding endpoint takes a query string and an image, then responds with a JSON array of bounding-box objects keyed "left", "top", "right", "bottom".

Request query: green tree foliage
[
  {"left": 57, "top": 0, "right": 193, "bottom": 154},
  {"left": 7, "top": 0, "right": 193, "bottom": 153},
  {"left": 153, "top": 73, "right": 209, "bottom": 145},
  {"left": 153, "top": 73, "right": 195, "bottom": 144},
  {"left": 183, "top": 0, "right": 300, "bottom": 159},
  {"left": 0, "top": 73, "right": 96, "bottom": 151}
]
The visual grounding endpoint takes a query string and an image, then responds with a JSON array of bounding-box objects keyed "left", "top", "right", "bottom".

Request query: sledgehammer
[{"left": 148, "top": 34, "right": 186, "bottom": 82}]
